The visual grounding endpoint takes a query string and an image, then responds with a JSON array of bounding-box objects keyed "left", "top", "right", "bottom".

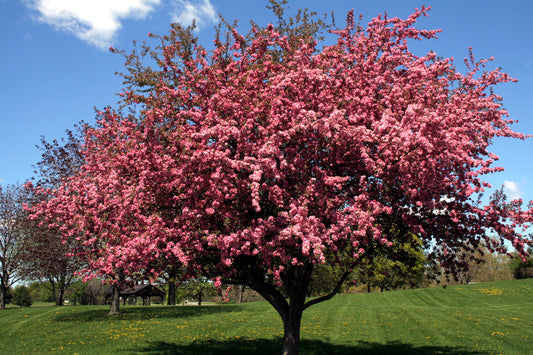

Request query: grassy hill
[{"left": 0, "top": 279, "right": 531, "bottom": 354}]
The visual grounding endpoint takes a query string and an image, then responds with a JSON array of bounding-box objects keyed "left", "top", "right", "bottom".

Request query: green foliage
[
  {"left": 27, "top": 282, "right": 54, "bottom": 302},
  {"left": 3, "top": 287, "right": 13, "bottom": 304},
  {"left": 64, "top": 279, "right": 107, "bottom": 305},
  {"left": 177, "top": 278, "right": 217, "bottom": 305},
  {"left": 308, "top": 264, "right": 341, "bottom": 296},
  {"left": 509, "top": 247, "right": 533, "bottom": 279},
  {"left": 65, "top": 280, "right": 86, "bottom": 305},
  {"left": 354, "top": 235, "right": 429, "bottom": 292},
  {"left": 12, "top": 285, "right": 33, "bottom": 307},
  {"left": 0, "top": 279, "right": 530, "bottom": 354},
  {"left": 309, "top": 234, "right": 431, "bottom": 296}
]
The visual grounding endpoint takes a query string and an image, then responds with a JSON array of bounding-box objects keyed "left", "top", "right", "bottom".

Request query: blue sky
[{"left": 1, "top": 0, "right": 532, "bottom": 205}]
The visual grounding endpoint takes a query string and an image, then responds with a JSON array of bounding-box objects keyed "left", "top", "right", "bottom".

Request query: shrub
[{"left": 12, "top": 285, "right": 33, "bottom": 307}]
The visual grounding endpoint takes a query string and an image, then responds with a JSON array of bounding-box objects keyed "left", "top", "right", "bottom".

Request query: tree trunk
[
  {"left": 55, "top": 288, "right": 65, "bottom": 306},
  {"left": 109, "top": 284, "right": 120, "bottom": 315},
  {"left": 237, "top": 258, "right": 351, "bottom": 355},
  {"left": 49, "top": 279, "right": 58, "bottom": 305},
  {"left": 281, "top": 293, "right": 305, "bottom": 355},
  {"left": 0, "top": 284, "right": 6, "bottom": 309},
  {"left": 166, "top": 265, "right": 178, "bottom": 305},
  {"left": 236, "top": 284, "right": 244, "bottom": 303},
  {"left": 167, "top": 279, "right": 176, "bottom": 305},
  {"left": 197, "top": 292, "right": 202, "bottom": 306},
  {"left": 248, "top": 264, "right": 313, "bottom": 355}
]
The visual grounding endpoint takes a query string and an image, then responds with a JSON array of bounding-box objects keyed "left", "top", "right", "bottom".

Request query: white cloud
[
  {"left": 503, "top": 180, "right": 522, "bottom": 200},
  {"left": 26, "top": 0, "right": 161, "bottom": 49},
  {"left": 172, "top": 0, "right": 217, "bottom": 29},
  {"left": 24, "top": 0, "right": 218, "bottom": 48}
]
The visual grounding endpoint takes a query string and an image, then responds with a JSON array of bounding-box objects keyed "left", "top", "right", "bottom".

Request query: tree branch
[{"left": 303, "top": 268, "right": 352, "bottom": 310}]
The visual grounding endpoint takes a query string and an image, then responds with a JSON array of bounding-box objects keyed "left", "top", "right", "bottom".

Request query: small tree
[
  {"left": 12, "top": 285, "right": 33, "bottom": 307},
  {"left": 0, "top": 184, "right": 29, "bottom": 308}
]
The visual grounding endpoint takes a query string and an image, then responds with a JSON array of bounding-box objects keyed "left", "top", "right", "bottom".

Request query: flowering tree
[
  {"left": 31, "top": 4, "right": 533, "bottom": 354},
  {"left": 22, "top": 128, "right": 85, "bottom": 306}
]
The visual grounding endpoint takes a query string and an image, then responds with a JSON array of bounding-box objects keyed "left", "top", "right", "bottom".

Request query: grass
[{"left": 0, "top": 279, "right": 531, "bottom": 354}]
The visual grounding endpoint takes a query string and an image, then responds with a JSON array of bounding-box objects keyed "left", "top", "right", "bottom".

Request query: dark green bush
[
  {"left": 12, "top": 285, "right": 33, "bottom": 307},
  {"left": 4, "top": 287, "right": 13, "bottom": 304}
]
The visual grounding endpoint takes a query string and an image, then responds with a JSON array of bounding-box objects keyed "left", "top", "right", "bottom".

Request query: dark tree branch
[{"left": 303, "top": 267, "right": 352, "bottom": 311}]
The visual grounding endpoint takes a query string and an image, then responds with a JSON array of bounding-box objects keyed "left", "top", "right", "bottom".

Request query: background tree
[
  {"left": 472, "top": 248, "right": 513, "bottom": 282},
  {"left": 355, "top": 235, "right": 428, "bottom": 292},
  {"left": 20, "top": 223, "right": 81, "bottom": 306},
  {"left": 307, "top": 264, "right": 342, "bottom": 297},
  {"left": 233, "top": 284, "right": 247, "bottom": 303},
  {"left": 447, "top": 243, "right": 513, "bottom": 284},
  {"left": 177, "top": 277, "right": 216, "bottom": 305},
  {"left": 22, "top": 127, "right": 86, "bottom": 306},
  {"left": 162, "top": 264, "right": 185, "bottom": 306},
  {"left": 30, "top": 2, "right": 533, "bottom": 354},
  {"left": 28, "top": 281, "right": 54, "bottom": 302},
  {"left": 509, "top": 247, "right": 533, "bottom": 279},
  {"left": 0, "top": 183, "right": 29, "bottom": 308},
  {"left": 66, "top": 279, "right": 107, "bottom": 305},
  {"left": 31, "top": 127, "right": 86, "bottom": 189}
]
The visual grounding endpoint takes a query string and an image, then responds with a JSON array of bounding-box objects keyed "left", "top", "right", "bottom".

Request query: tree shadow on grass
[
  {"left": 126, "top": 338, "right": 488, "bottom": 355},
  {"left": 53, "top": 305, "right": 243, "bottom": 323}
]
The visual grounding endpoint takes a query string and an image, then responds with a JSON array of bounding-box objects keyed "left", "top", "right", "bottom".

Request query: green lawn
[{"left": 0, "top": 279, "right": 531, "bottom": 354}]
